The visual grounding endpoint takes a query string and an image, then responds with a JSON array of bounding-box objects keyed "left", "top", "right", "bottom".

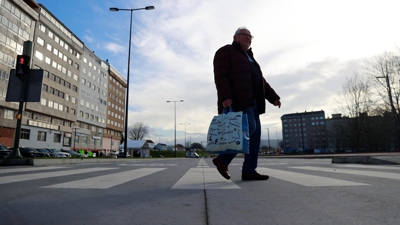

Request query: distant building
[
  {"left": 281, "top": 110, "right": 326, "bottom": 154},
  {"left": 0, "top": 1, "right": 126, "bottom": 151}
]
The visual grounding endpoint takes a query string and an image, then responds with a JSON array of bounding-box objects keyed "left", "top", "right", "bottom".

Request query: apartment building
[
  {"left": 75, "top": 47, "right": 108, "bottom": 151},
  {"left": 0, "top": 0, "right": 126, "bottom": 151},
  {"left": 102, "top": 63, "right": 126, "bottom": 153},
  {"left": 281, "top": 110, "right": 327, "bottom": 153},
  {"left": 0, "top": 0, "right": 39, "bottom": 146}
]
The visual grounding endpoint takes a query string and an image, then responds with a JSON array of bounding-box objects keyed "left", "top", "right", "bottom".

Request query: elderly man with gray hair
[{"left": 212, "top": 27, "right": 281, "bottom": 180}]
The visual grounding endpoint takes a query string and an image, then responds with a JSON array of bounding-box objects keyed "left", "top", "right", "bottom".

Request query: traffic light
[{"left": 15, "top": 55, "right": 30, "bottom": 79}]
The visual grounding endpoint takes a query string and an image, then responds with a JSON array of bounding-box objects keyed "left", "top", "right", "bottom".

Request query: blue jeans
[{"left": 217, "top": 103, "right": 261, "bottom": 174}]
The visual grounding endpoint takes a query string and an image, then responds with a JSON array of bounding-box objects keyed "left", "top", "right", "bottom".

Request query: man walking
[{"left": 213, "top": 27, "right": 281, "bottom": 180}]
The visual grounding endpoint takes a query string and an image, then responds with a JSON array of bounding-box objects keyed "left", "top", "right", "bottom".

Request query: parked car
[
  {"left": 9, "top": 147, "right": 50, "bottom": 157},
  {"left": 46, "top": 149, "right": 71, "bottom": 157},
  {"left": 35, "top": 148, "right": 53, "bottom": 157},
  {"left": 60, "top": 149, "right": 83, "bottom": 158},
  {"left": 117, "top": 151, "right": 130, "bottom": 158},
  {"left": 0, "top": 144, "right": 12, "bottom": 158}
]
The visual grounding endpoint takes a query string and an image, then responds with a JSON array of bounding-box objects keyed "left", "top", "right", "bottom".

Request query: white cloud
[
  {"left": 104, "top": 42, "right": 126, "bottom": 54},
  {"left": 87, "top": 0, "right": 400, "bottom": 144}
]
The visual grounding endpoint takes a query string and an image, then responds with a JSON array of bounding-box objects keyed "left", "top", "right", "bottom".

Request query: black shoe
[
  {"left": 212, "top": 158, "right": 230, "bottom": 180},
  {"left": 242, "top": 172, "right": 269, "bottom": 181}
]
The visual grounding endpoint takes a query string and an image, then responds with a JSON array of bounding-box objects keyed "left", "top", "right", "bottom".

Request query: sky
[{"left": 35, "top": 0, "right": 400, "bottom": 146}]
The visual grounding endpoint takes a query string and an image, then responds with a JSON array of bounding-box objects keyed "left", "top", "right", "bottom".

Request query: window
[
  {"left": 20, "top": 129, "right": 30, "bottom": 140},
  {"left": 54, "top": 133, "right": 61, "bottom": 143},
  {"left": 82, "top": 136, "right": 87, "bottom": 144},
  {"left": 39, "top": 24, "right": 46, "bottom": 32},
  {"left": 37, "top": 37, "right": 44, "bottom": 46},
  {"left": 4, "top": 109, "right": 14, "bottom": 119},
  {"left": 37, "top": 131, "right": 46, "bottom": 141},
  {"left": 35, "top": 50, "right": 43, "bottom": 61}
]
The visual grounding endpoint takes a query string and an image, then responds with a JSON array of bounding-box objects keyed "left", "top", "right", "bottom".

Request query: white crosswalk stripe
[
  {"left": 0, "top": 167, "right": 114, "bottom": 185},
  {"left": 257, "top": 167, "right": 368, "bottom": 187},
  {"left": 2, "top": 161, "right": 400, "bottom": 189},
  {"left": 197, "top": 158, "right": 209, "bottom": 168},
  {"left": 42, "top": 168, "right": 166, "bottom": 189},
  {"left": 292, "top": 166, "right": 400, "bottom": 180},
  {"left": 0, "top": 166, "right": 66, "bottom": 174},
  {"left": 172, "top": 168, "right": 240, "bottom": 189}
]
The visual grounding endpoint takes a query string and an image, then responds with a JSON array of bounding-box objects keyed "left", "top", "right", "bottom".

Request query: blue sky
[{"left": 36, "top": 0, "right": 400, "bottom": 146}]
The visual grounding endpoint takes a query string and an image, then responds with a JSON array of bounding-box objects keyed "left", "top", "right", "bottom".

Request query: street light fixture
[
  {"left": 180, "top": 122, "right": 190, "bottom": 149},
  {"left": 110, "top": 6, "right": 155, "bottom": 157},
  {"left": 167, "top": 100, "right": 184, "bottom": 157}
]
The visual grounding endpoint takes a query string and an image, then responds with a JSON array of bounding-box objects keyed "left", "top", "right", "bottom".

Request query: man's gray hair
[{"left": 234, "top": 26, "right": 249, "bottom": 36}]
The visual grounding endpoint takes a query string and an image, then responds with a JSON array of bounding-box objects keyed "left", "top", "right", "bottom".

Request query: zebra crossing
[{"left": 1, "top": 159, "right": 399, "bottom": 190}]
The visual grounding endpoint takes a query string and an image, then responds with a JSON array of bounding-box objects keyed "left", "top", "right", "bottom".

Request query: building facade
[
  {"left": 281, "top": 110, "right": 327, "bottom": 154},
  {"left": 0, "top": 0, "right": 126, "bottom": 152},
  {"left": 102, "top": 63, "right": 126, "bottom": 154},
  {"left": 0, "top": 0, "right": 39, "bottom": 147}
]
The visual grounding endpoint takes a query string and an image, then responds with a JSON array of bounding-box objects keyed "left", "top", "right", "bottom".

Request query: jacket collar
[{"left": 232, "top": 41, "right": 253, "bottom": 54}]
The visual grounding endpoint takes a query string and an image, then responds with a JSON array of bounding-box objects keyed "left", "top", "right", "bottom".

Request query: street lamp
[
  {"left": 267, "top": 128, "right": 270, "bottom": 152},
  {"left": 377, "top": 69, "right": 400, "bottom": 150},
  {"left": 155, "top": 134, "right": 163, "bottom": 150},
  {"left": 73, "top": 126, "right": 79, "bottom": 151},
  {"left": 167, "top": 100, "right": 184, "bottom": 157},
  {"left": 110, "top": 6, "right": 155, "bottom": 157},
  {"left": 180, "top": 122, "right": 190, "bottom": 149}
]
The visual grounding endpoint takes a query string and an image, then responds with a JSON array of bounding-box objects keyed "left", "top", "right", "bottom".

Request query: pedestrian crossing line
[
  {"left": 118, "top": 164, "right": 177, "bottom": 167},
  {"left": 292, "top": 166, "right": 400, "bottom": 181},
  {"left": 197, "top": 158, "right": 209, "bottom": 168},
  {"left": 171, "top": 168, "right": 240, "bottom": 189},
  {"left": 257, "top": 167, "right": 368, "bottom": 187},
  {"left": 333, "top": 164, "right": 400, "bottom": 171},
  {"left": 42, "top": 168, "right": 166, "bottom": 189},
  {"left": 0, "top": 167, "right": 115, "bottom": 185},
  {"left": 0, "top": 166, "right": 66, "bottom": 174}
]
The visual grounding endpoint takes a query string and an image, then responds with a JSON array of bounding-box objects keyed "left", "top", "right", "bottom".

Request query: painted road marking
[
  {"left": 257, "top": 167, "right": 368, "bottom": 187},
  {"left": 172, "top": 168, "right": 240, "bottom": 189},
  {"left": 0, "top": 166, "right": 66, "bottom": 174},
  {"left": 0, "top": 167, "right": 114, "bottom": 185},
  {"left": 42, "top": 168, "right": 166, "bottom": 189},
  {"left": 292, "top": 166, "right": 400, "bottom": 180}
]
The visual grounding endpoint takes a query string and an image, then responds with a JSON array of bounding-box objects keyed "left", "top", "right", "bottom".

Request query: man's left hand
[{"left": 274, "top": 100, "right": 281, "bottom": 108}]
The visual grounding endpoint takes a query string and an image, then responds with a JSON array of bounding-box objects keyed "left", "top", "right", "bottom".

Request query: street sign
[{"left": 6, "top": 69, "right": 44, "bottom": 102}]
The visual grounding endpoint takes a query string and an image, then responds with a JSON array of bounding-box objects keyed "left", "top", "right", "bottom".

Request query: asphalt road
[{"left": 1, "top": 158, "right": 400, "bottom": 225}]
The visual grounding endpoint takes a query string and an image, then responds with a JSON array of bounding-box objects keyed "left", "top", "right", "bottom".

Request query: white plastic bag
[{"left": 206, "top": 107, "right": 249, "bottom": 154}]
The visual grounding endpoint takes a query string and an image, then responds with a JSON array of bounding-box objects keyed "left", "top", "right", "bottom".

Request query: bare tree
[
  {"left": 128, "top": 122, "right": 150, "bottom": 140},
  {"left": 335, "top": 72, "right": 374, "bottom": 152},
  {"left": 364, "top": 51, "right": 400, "bottom": 150}
]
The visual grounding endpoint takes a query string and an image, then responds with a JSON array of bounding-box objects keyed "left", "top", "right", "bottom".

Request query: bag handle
[{"left": 222, "top": 106, "right": 233, "bottom": 114}]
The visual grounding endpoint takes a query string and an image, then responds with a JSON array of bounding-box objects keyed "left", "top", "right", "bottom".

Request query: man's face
[{"left": 234, "top": 29, "right": 252, "bottom": 50}]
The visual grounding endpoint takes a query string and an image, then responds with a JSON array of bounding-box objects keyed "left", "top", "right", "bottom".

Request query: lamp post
[
  {"left": 73, "top": 126, "right": 79, "bottom": 151},
  {"left": 180, "top": 122, "right": 190, "bottom": 149},
  {"left": 167, "top": 100, "right": 184, "bottom": 157},
  {"left": 110, "top": 6, "right": 155, "bottom": 157},
  {"left": 155, "top": 134, "right": 163, "bottom": 150},
  {"left": 377, "top": 68, "right": 400, "bottom": 151},
  {"left": 267, "top": 128, "right": 270, "bottom": 152}
]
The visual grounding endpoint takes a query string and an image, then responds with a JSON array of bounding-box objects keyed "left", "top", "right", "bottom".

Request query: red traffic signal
[{"left": 16, "top": 55, "right": 30, "bottom": 78}]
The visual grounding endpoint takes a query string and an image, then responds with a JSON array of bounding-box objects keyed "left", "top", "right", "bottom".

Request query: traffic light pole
[
  {"left": 10, "top": 76, "right": 26, "bottom": 158},
  {"left": 10, "top": 41, "right": 33, "bottom": 158}
]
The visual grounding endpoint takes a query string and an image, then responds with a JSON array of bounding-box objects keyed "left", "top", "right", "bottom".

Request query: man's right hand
[{"left": 222, "top": 99, "right": 232, "bottom": 108}]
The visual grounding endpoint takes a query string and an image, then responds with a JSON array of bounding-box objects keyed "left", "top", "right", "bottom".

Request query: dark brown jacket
[{"left": 213, "top": 41, "right": 280, "bottom": 114}]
